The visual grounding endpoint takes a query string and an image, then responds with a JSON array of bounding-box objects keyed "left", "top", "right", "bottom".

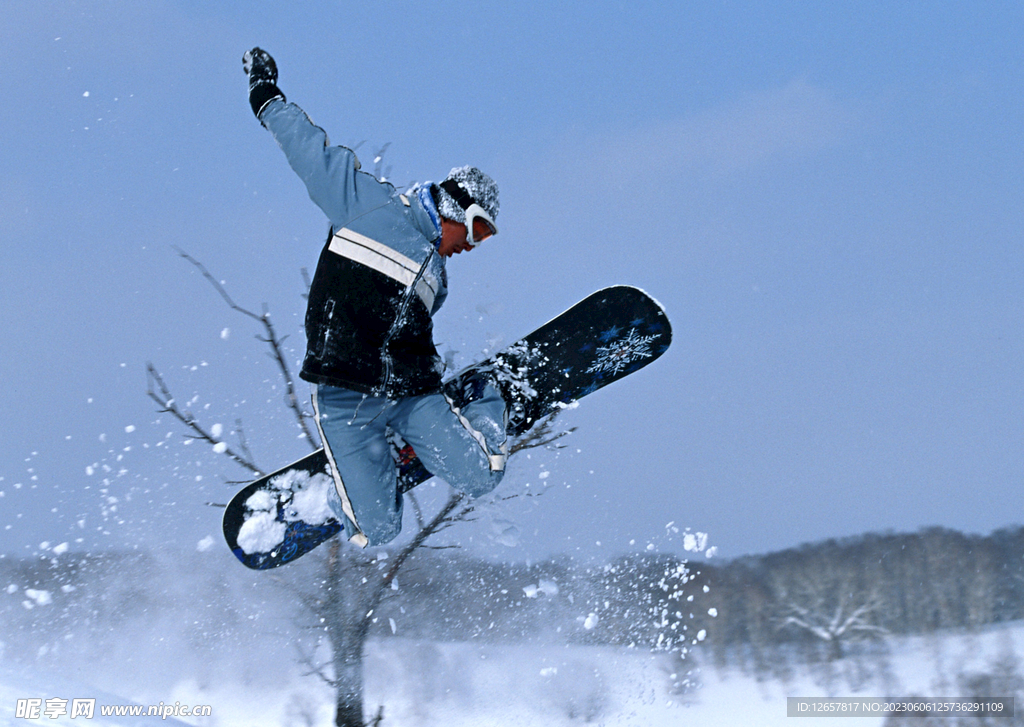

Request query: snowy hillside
[
  {"left": 2, "top": 539, "right": 1022, "bottom": 726},
  {"left": 370, "top": 623, "right": 1024, "bottom": 726},
  {"left": 3, "top": 623, "right": 1021, "bottom": 726}
]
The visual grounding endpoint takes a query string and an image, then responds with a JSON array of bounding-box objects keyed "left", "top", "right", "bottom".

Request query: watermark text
[
  {"left": 787, "top": 697, "right": 1014, "bottom": 718},
  {"left": 15, "top": 698, "right": 212, "bottom": 720}
]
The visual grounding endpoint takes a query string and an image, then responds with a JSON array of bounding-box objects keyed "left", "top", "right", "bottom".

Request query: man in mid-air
[{"left": 243, "top": 48, "right": 508, "bottom": 548}]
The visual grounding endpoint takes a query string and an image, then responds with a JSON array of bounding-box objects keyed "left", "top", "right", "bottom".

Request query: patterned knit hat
[{"left": 435, "top": 166, "right": 499, "bottom": 224}]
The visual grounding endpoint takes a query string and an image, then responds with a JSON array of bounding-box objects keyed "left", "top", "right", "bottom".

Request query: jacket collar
[{"left": 415, "top": 184, "right": 443, "bottom": 244}]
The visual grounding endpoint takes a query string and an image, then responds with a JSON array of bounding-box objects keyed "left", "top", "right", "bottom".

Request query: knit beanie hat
[{"left": 435, "top": 166, "right": 500, "bottom": 224}]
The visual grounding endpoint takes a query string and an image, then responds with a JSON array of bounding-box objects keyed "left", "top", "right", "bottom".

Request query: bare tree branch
[
  {"left": 295, "top": 638, "right": 338, "bottom": 688},
  {"left": 372, "top": 142, "right": 391, "bottom": 179},
  {"left": 511, "top": 408, "right": 577, "bottom": 455},
  {"left": 233, "top": 417, "right": 256, "bottom": 468},
  {"left": 146, "top": 362, "right": 263, "bottom": 475},
  {"left": 406, "top": 491, "right": 426, "bottom": 531},
  {"left": 378, "top": 491, "right": 468, "bottom": 591},
  {"left": 173, "top": 246, "right": 317, "bottom": 446}
]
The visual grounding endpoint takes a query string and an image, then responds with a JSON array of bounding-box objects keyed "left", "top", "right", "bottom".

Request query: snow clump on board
[{"left": 236, "top": 469, "right": 334, "bottom": 554}]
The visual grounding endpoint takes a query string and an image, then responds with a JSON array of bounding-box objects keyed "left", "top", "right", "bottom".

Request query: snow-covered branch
[{"left": 774, "top": 573, "right": 888, "bottom": 658}]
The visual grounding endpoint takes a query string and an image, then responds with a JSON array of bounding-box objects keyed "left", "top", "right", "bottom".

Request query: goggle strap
[{"left": 439, "top": 179, "right": 478, "bottom": 211}]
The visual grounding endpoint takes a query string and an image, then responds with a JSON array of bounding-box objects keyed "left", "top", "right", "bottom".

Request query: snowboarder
[{"left": 242, "top": 48, "right": 507, "bottom": 548}]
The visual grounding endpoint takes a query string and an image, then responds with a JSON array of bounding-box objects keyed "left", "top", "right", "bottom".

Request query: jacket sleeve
[{"left": 259, "top": 99, "right": 389, "bottom": 228}]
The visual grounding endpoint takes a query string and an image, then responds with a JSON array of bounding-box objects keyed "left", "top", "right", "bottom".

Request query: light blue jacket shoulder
[{"left": 260, "top": 99, "right": 447, "bottom": 313}]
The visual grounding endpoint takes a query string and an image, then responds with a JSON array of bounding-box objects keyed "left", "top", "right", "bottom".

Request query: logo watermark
[{"left": 15, "top": 698, "right": 212, "bottom": 720}]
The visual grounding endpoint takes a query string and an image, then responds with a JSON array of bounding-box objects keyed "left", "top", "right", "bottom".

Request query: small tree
[
  {"left": 291, "top": 416, "right": 566, "bottom": 727},
  {"left": 773, "top": 571, "right": 888, "bottom": 661},
  {"left": 148, "top": 250, "right": 573, "bottom": 726}
]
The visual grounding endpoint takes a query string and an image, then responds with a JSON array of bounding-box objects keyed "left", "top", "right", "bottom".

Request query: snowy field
[{"left": 3, "top": 621, "right": 1020, "bottom": 726}]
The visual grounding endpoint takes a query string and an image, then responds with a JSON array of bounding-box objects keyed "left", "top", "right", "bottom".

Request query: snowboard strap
[{"left": 328, "top": 227, "right": 440, "bottom": 311}]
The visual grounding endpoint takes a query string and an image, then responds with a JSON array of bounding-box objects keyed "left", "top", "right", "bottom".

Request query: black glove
[{"left": 243, "top": 47, "right": 285, "bottom": 119}]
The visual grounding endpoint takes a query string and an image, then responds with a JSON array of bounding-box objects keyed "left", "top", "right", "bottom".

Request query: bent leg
[
  {"left": 312, "top": 385, "right": 403, "bottom": 547},
  {"left": 393, "top": 385, "right": 507, "bottom": 498}
]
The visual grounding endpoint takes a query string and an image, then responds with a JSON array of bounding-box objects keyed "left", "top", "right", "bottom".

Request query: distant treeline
[
  {"left": 1, "top": 525, "right": 1021, "bottom": 666},
  {"left": 374, "top": 525, "right": 1024, "bottom": 659},
  {"left": 699, "top": 526, "right": 1024, "bottom": 652}
]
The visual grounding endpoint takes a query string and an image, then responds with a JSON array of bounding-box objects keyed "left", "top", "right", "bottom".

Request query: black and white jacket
[{"left": 260, "top": 98, "right": 449, "bottom": 398}]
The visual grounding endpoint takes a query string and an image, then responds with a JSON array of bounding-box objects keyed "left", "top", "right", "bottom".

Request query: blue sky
[{"left": 1, "top": 1, "right": 1022, "bottom": 562}]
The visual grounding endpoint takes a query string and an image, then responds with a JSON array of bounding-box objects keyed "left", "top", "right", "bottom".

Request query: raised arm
[{"left": 242, "top": 48, "right": 388, "bottom": 228}]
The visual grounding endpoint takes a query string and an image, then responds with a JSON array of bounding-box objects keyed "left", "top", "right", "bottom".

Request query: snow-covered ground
[
  {"left": 675, "top": 622, "right": 1023, "bottom": 727},
  {"left": 3, "top": 622, "right": 1020, "bottom": 726},
  {"left": 0, "top": 665, "right": 193, "bottom": 726}
]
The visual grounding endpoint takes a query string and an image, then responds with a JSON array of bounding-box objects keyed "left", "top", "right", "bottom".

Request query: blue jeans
[{"left": 312, "top": 383, "right": 507, "bottom": 547}]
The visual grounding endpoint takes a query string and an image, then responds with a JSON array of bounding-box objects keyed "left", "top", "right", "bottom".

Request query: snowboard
[{"left": 223, "top": 285, "right": 671, "bottom": 569}]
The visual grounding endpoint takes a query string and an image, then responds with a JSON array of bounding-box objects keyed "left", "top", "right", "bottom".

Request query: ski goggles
[{"left": 440, "top": 179, "right": 498, "bottom": 246}]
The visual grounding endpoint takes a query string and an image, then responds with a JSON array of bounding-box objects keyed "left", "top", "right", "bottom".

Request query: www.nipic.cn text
[{"left": 15, "top": 698, "right": 213, "bottom": 720}]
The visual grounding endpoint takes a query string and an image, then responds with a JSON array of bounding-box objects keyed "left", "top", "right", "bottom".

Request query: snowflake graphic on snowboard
[{"left": 586, "top": 328, "right": 661, "bottom": 376}]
